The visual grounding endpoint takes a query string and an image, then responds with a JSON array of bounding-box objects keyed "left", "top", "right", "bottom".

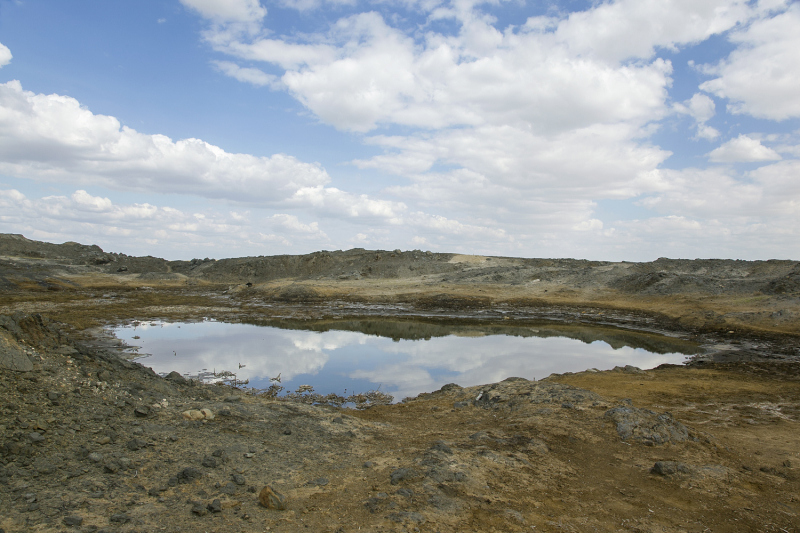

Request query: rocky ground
[{"left": 1, "top": 234, "right": 799, "bottom": 532}]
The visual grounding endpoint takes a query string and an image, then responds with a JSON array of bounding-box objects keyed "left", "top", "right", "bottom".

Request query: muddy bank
[
  {"left": 1, "top": 313, "right": 799, "bottom": 533},
  {"left": 1, "top": 233, "right": 799, "bottom": 339}
]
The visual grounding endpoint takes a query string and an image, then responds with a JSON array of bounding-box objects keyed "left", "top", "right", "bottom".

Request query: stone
[
  {"left": 28, "top": 432, "right": 45, "bottom": 443},
  {"left": 390, "top": 467, "right": 420, "bottom": 485},
  {"left": 191, "top": 503, "right": 207, "bottom": 516},
  {"left": 232, "top": 474, "right": 246, "bottom": 485},
  {"left": 332, "top": 417, "right": 344, "bottom": 424},
  {"left": 88, "top": 452, "right": 104, "bottom": 463},
  {"left": 97, "top": 436, "right": 111, "bottom": 445},
  {"left": 453, "top": 401, "right": 471, "bottom": 409},
  {"left": 605, "top": 406, "right": 689, "bottom": 445},
  {"left": 165, "top": 371, "right": 186, "bottom": 384},
  {"left": 211, "top": 448, "right": 226, "bottom": 458},
  {"left": 258, "top": 486, "right": 287, "bottom": 510},
  {"left": 182, "top": 410, "right": 204, "bottom": 421},
  {"left": 387, "top": 511, "right": 424, "bottom": 524},
  {"left": 283, "top": 429, "right": 292, "bottom": 435},
  {"left": 223, "top": 395, "right": 241, "bottom": 403},
  {"left": 126, "top": 438, "right": 147, "bottom": 451},
  {"left": 178, "top": 467, "right": 202, "bottom": 482},
  {"left": 208, "top": 499, "right": 223, "bottom": 513},
  {"left": 309, "top": 477, "right": 329, "bottom": 486},
  {"left": 0, "top": 330, "right": 33, "bottom": 372},
  {"left": 363, "top": 461, "right": 374, "bottom": 468},
  {"left": 103, "top": 461, "right": 120, "bottom": 474},
  {"left": 221, "top": 482, "right": 237, "bottom": 495},
  {"left": 201, "top": 456, "right": 218, "bottom": 468},
  {"left": 109, "top": 513, "right": 130, "bottom": 523},
  {"left": 134, "top": 406, "right": 150, "bottom": 418},
  {"left": 396, "top": 488, "right": 414, "bottom": 499},
  {"left": 200, "top": 408, "right": 214, "bottom": 420},
  {"left": 430, "top": 441, "right": 452, "bottom": 454},
  {"left": 63, "top": 515, "right": 84, "bottom": 527},
  {"left": 651, "top": 461, "right": 691, "bottom": 476}
]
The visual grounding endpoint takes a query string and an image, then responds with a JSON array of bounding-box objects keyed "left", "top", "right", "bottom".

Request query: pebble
[
  {"left": 200, "top": 408, "right": 214, "bottom": 420},
  {"left": 332, "top": 417, "right": 344, "bottom": 424},
  {"left": 109, "top": 513, "right": 130, "bottom": 523},
  {"left": 133, "top": 406, "right": 150, "bottom": 418},
  {"left": 232, "top": 474, "right": 246, "bottom": 485},
  {"left": 103, "top": 461, "right": 120, "bottom": 474},
  {"left": 243, "top": 453, "right": 254, "bottom": 458},
  {"left": 63, "top": 516, "right": 83, "bottom": 527},
  {"left": 363, "top": 461, "right": 374, "bottom": 468},
  {"left": 182, "top": 410, "right": 204, "bottom": 421},
  {"left": 283, "top": 429, "right": 292, "bottom": 435},
  {"left": 258, "top": 486, "right": 287, "bottom": 510},
  {"left": 208, "top": 498, "right": 223, "bottom": 513},
  {"left": 309, "top": 477, "right": 329, "bottom": 486},
  {"left": 88, "top": 452, "right": 104, "bottom": 463},
  {"left": 126, "top": 438, "right": 146, "bottom": 451},
  {"left": 201, "top": 456, "right": 218, "bottom": 468},
  {"left": 221, "top": 482, "right": 238, "bottom": 495},
  {"left": 97, "top": 436, "right": 111, "bottom": 445},
  {"left": 28, "top": 432, "right": 45, "bottom": 443},
  {"left": 191, "top": 503, "right": 207, "bottom": 516}
]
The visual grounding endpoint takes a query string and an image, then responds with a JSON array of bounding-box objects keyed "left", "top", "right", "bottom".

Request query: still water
[{"left": 114, "top": 319, "right": 701, "bottom": 401}]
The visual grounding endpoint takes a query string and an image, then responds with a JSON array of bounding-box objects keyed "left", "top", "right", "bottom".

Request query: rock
[
  {"left": 363, "top": 461, "right": 374, "bottom": 468},
  {"left": 201, "top": 456, "right": 218, "bottom": 468},
  {"left": 211, "top": 448, "right": 226, "bottom": 458},
  {"left": 182, "top": 409, "right": 204, "bottom": 421},
  {"left": 309, "top": 477, "right": 329, "bottom": 486},
  {"left": 453, "top": 401, "right": 471, "bottom": 409},
  {"left": 134, "top": 406, "right": 150, "bottom": 418},
  {"left": 208, "top": 498, "right": 223, "bottom": 513},
  {"left": 103, "top": 461, "right": 120, "bottom": 474},
  {"left": 430, "top": 441, "right": 453, "bottom": 454},
  {"left": 390, "top": 468, "right": 421, "bottom": 485},
  {"left": 0, "top": 330, "right": 34, "bottom": 372},
  {"left": 88, "top": 452, "right": 104, "bottom": 463},
  {"left": 439, "top": 383, "right": 462, "bottom": 393},
  {"left": 604, "top": 406, "right": 689, "bottom": 445},
  {"left": 651, "top": 461, "right": 691, "bottom": 476},
  {"left": 332, "top": 416, "right": 344, "bottom": 424},
  {"left": 232, "top": 474, "right": 246, "bottom": 485},
  {"left": 561, "top": 402, "right": 574, "bottom": 409},
  {"left": 132, "top": 427, "right": 144, "bottom": 436},
  {"left": 200, "top": 408, "right": 214, "bottom": 420},
  {"left": 612, "top": 365, "right": 645, "bottom": 374},
  {"left": 109, "top": 513, "right": 130, "bottom": 523},
  {"left": 221, "top": 482, "right": 237, "bottom": 495},
  {"left": 47, "top": 391, "right": 62, "bottom": 403},
  {"left": 223, "top": 395, "right": 241, "bottom": 403},
  {"left": 164, "top": 371, "right": 186, "bottom": 384},
  {"left": 97, "top": 436, "right": 111, "bottom": 445},
  {"left": 191, "top": 503, "right": 207, "bottom": 516},
  {"left": 28, "top": 432, "right": 45, "bottom": 443},
  {"left": 178, "top": 467, "right": 202, "bottom": 482},
  {"left": 63, "top": 515, "right": 84, "bottom": 527},
  {"left": 283, "top": 429, "right": 292, "bottom": 435},
  {"left": 126, "top": 438, "right": 147, "bottom": 451},
  {"left": 396, "top": 488, "right": 414, "bottom": 499},
  {"left": 258, "top": 486, "right": 287, "bottom": 510}
]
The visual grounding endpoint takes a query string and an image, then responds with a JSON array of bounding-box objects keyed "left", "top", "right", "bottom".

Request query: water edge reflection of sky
[{"left": 114, "top": 320, "right": 699, "bottom": 401}]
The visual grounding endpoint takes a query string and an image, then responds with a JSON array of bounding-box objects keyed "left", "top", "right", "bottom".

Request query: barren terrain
[{"left": 1, "top": 233, "right": 799, "bottom": 532}]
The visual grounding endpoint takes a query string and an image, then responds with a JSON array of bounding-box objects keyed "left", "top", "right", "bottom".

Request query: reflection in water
[{"left": 115, "top": 319, "right": 701, "bottom": 401}]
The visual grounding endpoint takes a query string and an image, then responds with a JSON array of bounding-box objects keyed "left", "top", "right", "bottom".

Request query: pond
[{"left": 113, "top": 319, "right": 702, "bottom": 402}]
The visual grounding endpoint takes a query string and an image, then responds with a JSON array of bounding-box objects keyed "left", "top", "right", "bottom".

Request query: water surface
[{"left": 115, "top": 319, "right": 700, "bottom": 401}]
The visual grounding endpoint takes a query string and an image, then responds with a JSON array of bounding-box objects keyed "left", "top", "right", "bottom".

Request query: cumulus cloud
[
  {"left": 211, "top": 60, "right": 278, "bottom": 87},
  {"left": 707, "top": 134, "right": 782, "bottom": 162},
  {"left": 179, "top": 0, "right": 266, "bottom": 23},
  {"left": 700, "top": 2, "right": 800, "bottom": 120},
  {"left": 674, "top": 93, "right": 719, "bottom": 140},
  {"left": 0, "top": 42, "right": 11, "bottom": 68}
]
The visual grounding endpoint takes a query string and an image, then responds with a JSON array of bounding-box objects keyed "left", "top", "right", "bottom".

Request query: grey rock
[
  {"left": 63, "top": 516, "right": 84, "bottom": 527},
  {"left": 28, "top": 432, "right": 45, "bottom": 443},
  {"left": 220, "top": 482, "right": 237, "bottom": 495},
  {"left": 453, "top": 401, "right": 471, "bottom": 409},
  {"left": 211, "top": 448, "right": 226, "bottom": 458},
  {"left": 363, "top": 461, "right": 374, "bottom": 468},
  {"left": 208, "top": 499, "right": 223, "bottom": 513},
  {"left": 605, "top": 406, "right": 689, "bottom": 445},
  {"left": 439, "top": 383, "right": 462, "bottom": 393},
  {"left": 201, "top": 456, "right": 218, "bottom": 468},
  {"left": 232, "top": 474, "right": 245, "bottom": 485},
  {"left": 283, "top": 428, "right": 292, "bottom": 435},
  {"left": 651, "top": 461, "right": 691, "bottom": 476},
  {"left": 103, "top": 461, "right": 120, "bottom": 474},
  {"left": 223, "top": 395, "right": 241, "bottom": 403},
  {"left": 164, "top": 371, "right": 186, "bottom": 383},
  {"left": 332, "top": 417, "right": 344, "bottom": 424},
  {"left": 88, "top": 452, "right": 104, "bottom": 463},
  {"left": 178, "top": 467, "right": 202, "bottom": 482},
  {"left": 429, "top": 441, "right": 453, "bottom": 454},
  {"left": 191, "top": 503, "right": 207, "bottom": 516},
  {"left": 561, "top": 402, "right": 574, "bottom": 409},
  {"left": 390, "top": 467, "right": 420, "bottom": 485},
  {"left": 310, "top": 477, "right": 329, "bottom": 486},
  {"left": 396, "top": 488, "right": 414, "bottom": 499},
  {"left": 0, "top": 330, "right": 33, "bottom": 372},
  {"left": 133, "top": 406, "right": 150, "bottom": 418},
  {"left": 109, "top": 513, "right": 130, "bottom": 523},
  {"left": 126, "top": 438, "right": 147, "bottom": 451}
]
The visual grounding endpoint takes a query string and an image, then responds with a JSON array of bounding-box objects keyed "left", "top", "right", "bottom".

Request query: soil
[{"left": 1, "top": 233, "right": 799, "bottom": 532}]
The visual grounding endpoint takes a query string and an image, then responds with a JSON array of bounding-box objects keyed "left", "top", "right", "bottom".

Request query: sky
[{"left": 0, "top": 0, "right": 798, "bottom": 261}]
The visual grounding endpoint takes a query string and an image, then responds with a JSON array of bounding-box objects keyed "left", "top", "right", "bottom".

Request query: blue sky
[{"left": 0, "top": 0, "right": 798, "bottom": 261}]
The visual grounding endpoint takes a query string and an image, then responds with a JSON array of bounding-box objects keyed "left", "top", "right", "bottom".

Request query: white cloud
[
  {"left": 179, "top": 0, "right": 266, "bottom": 23},
  {"left": 707, "top": 134, "right": 782, "bottom": 162},
  {"left": 212, "top": 60, "right": 277, "bottom": 87},
  {"left": 271, "top": 213, "right": 329, "bottom": 239},
  {"left": 0, "top": 80, "right": 330, "bottom": 203},
  {"left": 0, "top": 42, "right": 11, "bottom": 68},
  {"left": 700, "top": 3, "right": 800, "bottom": 120},
  {"left": 674, "top": 93, "right": 720, "bottom": 140}
]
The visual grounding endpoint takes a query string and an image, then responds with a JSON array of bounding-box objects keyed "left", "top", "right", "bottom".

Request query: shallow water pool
[{"left": 114, "top": 319, "right": 701, "bottom": 401}]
